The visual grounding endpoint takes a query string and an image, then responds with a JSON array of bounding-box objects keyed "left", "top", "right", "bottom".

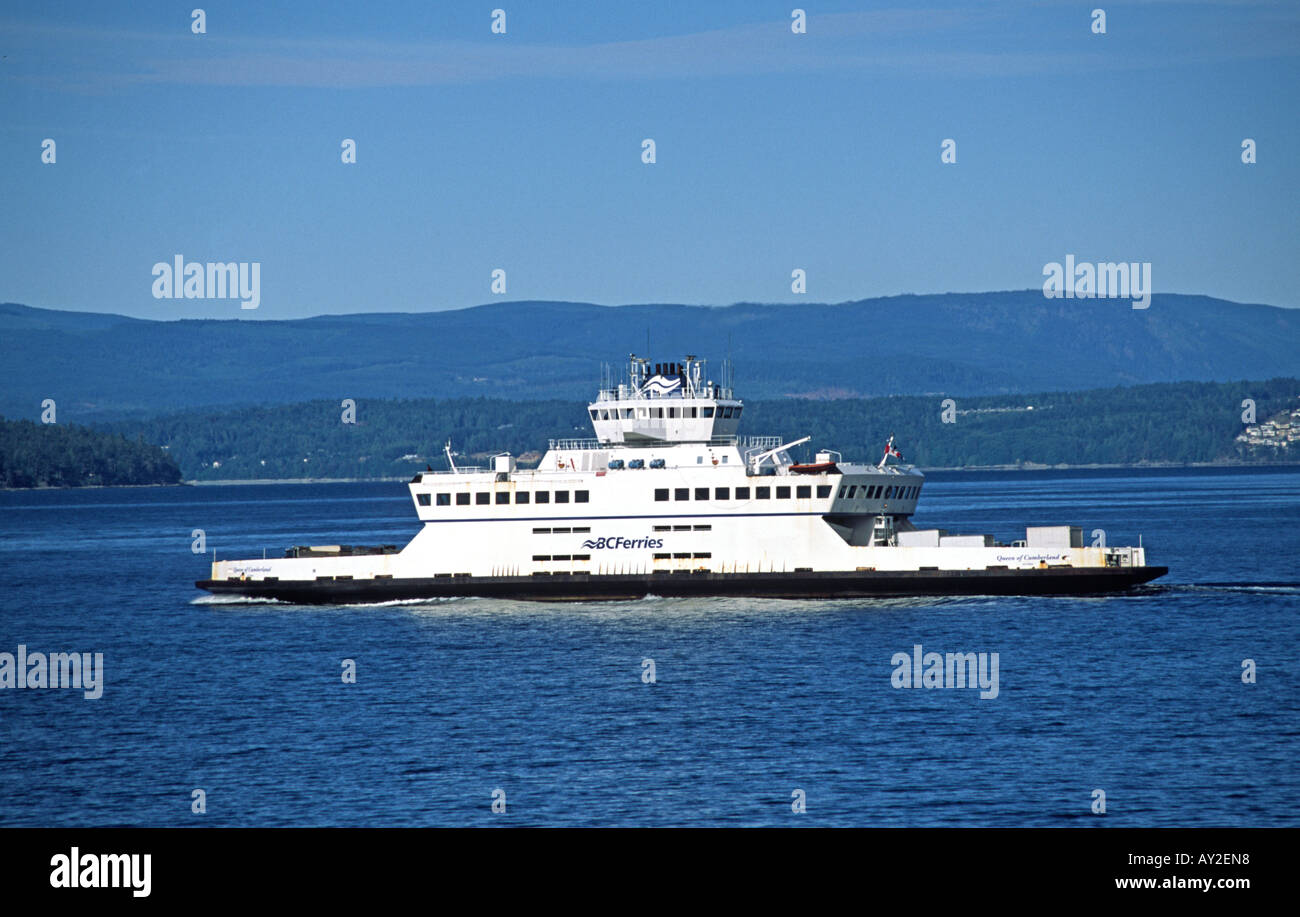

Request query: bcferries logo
[{"left": 581, "top": 536, "right": 664, "bottom": 550}]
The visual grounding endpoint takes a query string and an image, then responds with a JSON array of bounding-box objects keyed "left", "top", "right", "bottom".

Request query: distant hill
[
  {"left": 1, "top": 292, "right": 1296, "bottom": 420},
  {"left": 0, "top": 417, "right": 182, "bottom": 488}
]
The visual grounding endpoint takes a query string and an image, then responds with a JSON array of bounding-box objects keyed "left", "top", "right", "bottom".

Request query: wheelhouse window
[{"left": 702, "top": 407, "right": 715, "bottom": 418}]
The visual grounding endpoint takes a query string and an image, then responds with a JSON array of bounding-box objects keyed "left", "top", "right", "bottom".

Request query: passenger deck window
[
  {"left": 735, "top": 486, "right": 750, "bottom": 499},
  {"left": 417, "top": 493, "right": 431, "bottom": 506},
  {"left": 715, "top": 487, "right": 730, "bottom": 500},
  {"left": 796, "top": 485, "right": 811, "bottom": 498},
  {"left": 456, "top": 493, "right": 470, "bottom": 506},
  {"left": 436, "top": 493, "right": 451, "bottom": 506},
  {"left": 476, "top": 493, "right": 490, "bottom": 505},
  {"left": 655, "top": 488, "right": 669, "bottom": 502},
  {"left": 496, "top": 492, "right": 509, "bottom": 504},
  {"left": 536, "top": 491, "right": 550, "bottom": 504},
  {"left": 675, "top": 488, "right": 689, "bottom": 500},
  {"left": 776, "top": 486, "right": 791, "bottom": 499},
  {"left": 756, "top": 487, "right": 770, "bottom": 499},
  {"left": 575, "top": 490, "right": 589, "bottom": 503},
  {"left": 555, "top": 491, "right": 570, "bottom": 503},
  {"left": 817, "top": 485, "right": 831, "bottom": 498},
  {"left": 516, "top": 492, "right": 530, "bottom": 504},
  {"left": 695, "top": 487, "right": 709, "bottom": 500}
]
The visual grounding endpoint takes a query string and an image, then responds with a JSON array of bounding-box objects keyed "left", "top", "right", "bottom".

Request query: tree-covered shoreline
[
  {"left": 0, "top": 417, "right": 183, "bottom": 488},
  {"left": 84, "top": 377, "right": 1299, "bottom": 483}
]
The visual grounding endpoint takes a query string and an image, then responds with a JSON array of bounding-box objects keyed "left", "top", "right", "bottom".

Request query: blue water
[{"left": 1, "top": 467, "right": 1296, "bottom": 826}]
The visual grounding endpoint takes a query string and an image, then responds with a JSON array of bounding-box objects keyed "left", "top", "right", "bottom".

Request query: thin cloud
[{"left": 2, "top": 5, "right": 1296, "bottom": 93}]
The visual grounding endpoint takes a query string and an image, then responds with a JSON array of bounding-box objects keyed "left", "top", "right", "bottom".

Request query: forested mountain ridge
[{"left": 2, "top": 292, "right": 1296, "bottom": 418}]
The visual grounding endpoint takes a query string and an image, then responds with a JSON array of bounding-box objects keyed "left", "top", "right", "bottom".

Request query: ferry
[{"left": 197, "top": 355, "right": 1167, "bottom": 602}]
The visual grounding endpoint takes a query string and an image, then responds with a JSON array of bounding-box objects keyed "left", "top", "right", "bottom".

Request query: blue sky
[{"left": 2, "top": 0, "right": 1297, "bottom": 319}]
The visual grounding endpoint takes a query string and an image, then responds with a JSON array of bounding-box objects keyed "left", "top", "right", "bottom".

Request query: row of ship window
[
  {"left": 533, "top": 525, "right": 710, "bottom": 534},
  {"left": 655, "top": 485, "right": 826, "bottom": 501},
  {"left": 839, "top": 484, "right": 920, "bottom": 500},
  {"left": 532, "top": 553, "right": 712, "bottom": 561},
  {"left": 652, "top": 484, "right": 918, "bottom": 502},
  {"left": 417, "top": 490, "right": 591, "bottom": 507},
  {"left": 417, "top": 484, "right": 920, "bottom": 508},
  {"left": 590, "top": 406, "right": 743, "bottom": 421}
]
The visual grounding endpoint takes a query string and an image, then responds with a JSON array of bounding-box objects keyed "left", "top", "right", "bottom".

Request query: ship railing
[
  {"left": 419, "top": 465, "right": 487, "bottom": 475},
  {"left": 548, "top": 434, "right": 778, "bottom": 451},
  {"left": 549, "top": 438, "right": 604, "bottom": 451}
]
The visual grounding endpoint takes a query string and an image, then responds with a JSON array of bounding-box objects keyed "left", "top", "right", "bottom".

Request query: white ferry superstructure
[{"left": 197, "top": 354, "right": 1167, "bottom": 602}]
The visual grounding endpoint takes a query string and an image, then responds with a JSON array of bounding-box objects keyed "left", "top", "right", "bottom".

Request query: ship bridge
[{"left": 588, "top": 355, "right": 742, "bottom": 445}]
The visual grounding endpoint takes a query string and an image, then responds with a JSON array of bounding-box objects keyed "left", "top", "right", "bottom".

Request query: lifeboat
[{"left": 789, "top": 461, "right": 838, "bottom": 474}]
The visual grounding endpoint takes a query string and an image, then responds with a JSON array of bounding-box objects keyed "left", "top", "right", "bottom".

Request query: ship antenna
[{"left": 444, "top": 439, "right": 458, "bottom": 474}]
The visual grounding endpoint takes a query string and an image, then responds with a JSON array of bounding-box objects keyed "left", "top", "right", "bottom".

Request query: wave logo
[
  {"left": 582, "top": 537, "right": 664, "bottom": 550},
  {"left": 640, "top": 374, "right": 682, "bottom": 396}
]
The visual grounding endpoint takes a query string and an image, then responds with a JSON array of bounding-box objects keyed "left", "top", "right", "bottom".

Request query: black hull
[{"left": 197, "top": 566, "right": 1169, "bottom": 604}]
